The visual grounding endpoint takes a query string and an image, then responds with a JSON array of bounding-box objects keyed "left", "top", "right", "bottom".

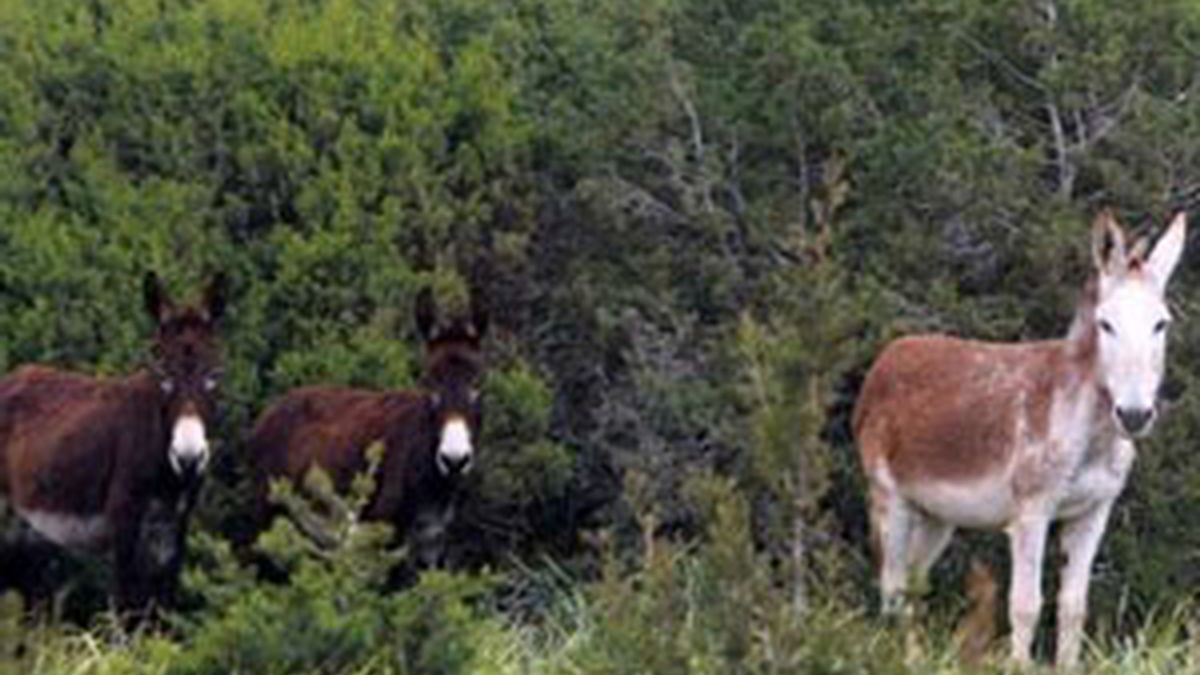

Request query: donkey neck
[
  {"left": 124, "top": 369, "right": 176, "bottom": 438},
  {"left": 126, "top": 369, "right": 165, "bottom": 404},
  {"left": 1063, "top": 314, "right": 1103, "bottom": 400},
  {"left": 1039, "top": 331, "right": 1114, "bottom": 449}
]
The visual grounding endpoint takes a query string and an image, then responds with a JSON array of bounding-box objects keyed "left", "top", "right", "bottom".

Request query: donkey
[
  {"left": 0, "top": 272, "right": 227, "bottom": 620},
  {"left": 247, "top": 287, "right": 487, "bottom": 567},
  {"left": 854, "top": 211, "right": 1186, "bottom": 668}
]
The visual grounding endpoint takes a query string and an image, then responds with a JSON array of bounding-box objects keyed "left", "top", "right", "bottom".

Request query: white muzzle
[
  {"left": 436, "top": 417, "right": 473, "bottom": 476},
  {"left": 170, "top": 414, "right": 210, "bottom": 476}
]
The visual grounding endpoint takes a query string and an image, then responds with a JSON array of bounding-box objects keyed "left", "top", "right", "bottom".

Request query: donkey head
[
  {"left": 1090, "top": 211, "right": 1186, "bottom": 438},
  {"left": 144, "top": 272, "right": 227, "bottom": 478},
  {"left": 415, "top": 286, "right": 488, "bottom": 477}
]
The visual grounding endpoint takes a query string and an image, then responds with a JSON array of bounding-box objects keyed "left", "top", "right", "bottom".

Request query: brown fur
[
  {"left": 854, "top": 334, "right": 1094, "bottom": 486},
  {"left": 249, "top": 386, "right": 436, "bottom": 526},
  {"left": 0, "top": 367, "right": 157, "bottom": 519}
]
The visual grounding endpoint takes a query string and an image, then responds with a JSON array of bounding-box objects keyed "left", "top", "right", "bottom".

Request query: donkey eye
[
  {"left": 160, "top": 379, "right": 175, "bottom": 394},
  {"left": 469, "top": 388, "right": 481, "bottom": 404},
  {"left": 203, "top": 377, "right": 219, "bottom": 392},
  {"left": 1098, "top": 319, "right": 1116, "bottom": 336},
  {"left": 1154, "top": 319, "right": 1171, "bottom": 334}
]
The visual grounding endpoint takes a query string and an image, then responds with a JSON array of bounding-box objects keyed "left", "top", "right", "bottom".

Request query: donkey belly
[
  {"left": 902, "top": 474, "right": 1015, "bottom": 530},
  {"left": 16, "top": 509, "right": 112, "bottom": 550}
]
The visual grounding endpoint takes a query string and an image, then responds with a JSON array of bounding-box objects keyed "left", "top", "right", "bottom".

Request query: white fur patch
[
  {"left": 903, "top": 475, "right": 1015, "bottom": 529},
  {"left": 1056, "top": 439, "right": 1134, "bottom": 520},
  {"left": 19, "top": 509, "right": 110, "bottom": 549},
  {"left": 437, "top": 418, "right": 473, "bottom": 474},
  {"left": 170, "top": 414, "right": 210, "bottom": 475}
]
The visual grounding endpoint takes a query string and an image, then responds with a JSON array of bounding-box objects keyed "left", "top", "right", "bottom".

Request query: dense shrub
[{"left": 117, "top": 459, "right": 498, "bottom": 675}]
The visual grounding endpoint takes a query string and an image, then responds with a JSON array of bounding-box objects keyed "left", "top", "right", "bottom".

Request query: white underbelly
[
  {"left": 18, "top": 509, "right": 112, "bottom": 550},
  {"left": 902, "top": 476, "right": 1015, "bottom": 529}
]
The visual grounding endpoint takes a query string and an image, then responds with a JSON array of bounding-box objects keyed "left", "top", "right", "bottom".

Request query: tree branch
[{"left": 1047, "top": 101, "right": 1075, "bottom": 199}]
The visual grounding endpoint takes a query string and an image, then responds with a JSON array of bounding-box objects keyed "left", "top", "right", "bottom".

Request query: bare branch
[
  {"left": 1047, "top": 101, "right": 1075, "bottom": 199},
  {"left": 957, "top": 31, "right": 1046, "bottom": 94},
  {"left": 1084, "top": 80, "right": 1139, "bottom": 146},
  {"left": 667, "top": 66, "right": 705, "bottom": 165},
  {"left": 1072, "top": 108, "right": 1087, "bottom": 148}
]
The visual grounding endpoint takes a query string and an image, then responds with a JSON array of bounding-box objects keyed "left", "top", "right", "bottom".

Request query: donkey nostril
[
  {"left": 437, "top": 453, "right": 472, "bottom": 475},
  {"left": 1116, "top": 407, "right": 1154, "bottom": 434},
  {"left": 171, "top": 452, "right": 206, "bottom": 478}
]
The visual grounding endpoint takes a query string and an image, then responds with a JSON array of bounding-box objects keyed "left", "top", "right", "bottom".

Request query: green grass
[{"left": 4, "top": 588, "right": 1198, "bottom": 675}]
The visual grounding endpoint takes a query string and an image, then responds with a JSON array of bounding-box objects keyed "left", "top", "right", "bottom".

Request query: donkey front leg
[
  {"left": 1006, "top": 512, "right": 1050, "bottom": 666},
  {"left": 110, "top": 494, "right": 159, "bottom": 627},
  {"left": 136, "top": 494, "right": 197, "bottom": 610},
  {"left": 113, "top": 522, "right": 151, "bottom": 626},
  {"left": 1055, "top": 500, "right": 1116, "bottom": 670}
]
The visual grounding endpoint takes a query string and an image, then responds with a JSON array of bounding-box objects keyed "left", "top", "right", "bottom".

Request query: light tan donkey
[{"left": 854, "top": 211, "right": 1186, "bottom": 668}]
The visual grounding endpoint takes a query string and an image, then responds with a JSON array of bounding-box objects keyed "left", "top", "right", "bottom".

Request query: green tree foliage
[
  {"left": 164, "top": 457, "right": 495, "bottom": 675},
  {"left": 3, "top": 0, "right": 1200, "bottom": 671}
]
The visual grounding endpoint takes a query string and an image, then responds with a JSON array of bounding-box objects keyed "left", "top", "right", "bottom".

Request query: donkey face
[
  {"left": 144, "top": 272, "right": 227, "bottom": 478},
  {"left": 415, "top": 287, "right": 488, "bottom": 477},
  {"left": 1091, "top": 212, "right": 1186, "bottom": 438}
]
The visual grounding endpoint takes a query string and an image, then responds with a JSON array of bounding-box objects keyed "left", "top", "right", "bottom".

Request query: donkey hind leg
[
  {"left": 873, "top": 490, "right": 915, "bottom": 617},
  {"left": 905, "top": 513, "right": 955, "bottom": 596}
]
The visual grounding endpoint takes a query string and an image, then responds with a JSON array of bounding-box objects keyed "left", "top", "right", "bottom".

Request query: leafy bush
[{"left": 168, "top": 458, "right": 497, "bottom": 675}]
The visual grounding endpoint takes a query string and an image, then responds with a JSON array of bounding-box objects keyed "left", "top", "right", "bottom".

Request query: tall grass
[
  {"left": 4, "top": 472, "right": 1195, "bottom": 675},
  {"left": 4, "top": 582, "right": 1197, "bottom": 675}
]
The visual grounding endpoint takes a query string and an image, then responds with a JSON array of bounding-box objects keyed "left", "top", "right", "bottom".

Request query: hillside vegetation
[{"left": 2, "top": 0, "right": 1200, "bottom": 672}]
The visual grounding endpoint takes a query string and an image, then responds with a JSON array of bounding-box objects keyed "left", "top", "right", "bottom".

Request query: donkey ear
[
  {"left": 415, "top": 287, "right": 437, "bottom": 341},
  {"left": 143, "top": 271, "right": 171, "bottom": 323},
  {"left": 1091, "top": 210, "right": 1128, "bottom": 276},
  {"left": 1146, "top": 212, "right": 1187, "bottom": 291},
  {"left": 204, "top": 272, "right": 228, "bottom": 324}
]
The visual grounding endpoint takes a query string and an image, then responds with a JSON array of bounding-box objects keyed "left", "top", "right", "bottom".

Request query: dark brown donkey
[
  {"left": 248, "top": 287, "right": 487, "bottom": 566},
  {"left": 0, "top": 272, "right": 226, "bottom": 619}
]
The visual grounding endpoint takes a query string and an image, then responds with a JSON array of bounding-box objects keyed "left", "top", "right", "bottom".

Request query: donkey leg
[
  {"left": 873, "top": 489, "right": 914, "bottom": 616},
  {"left": 906, "top": 513, "right": 955, "bottom": 594},
  {"left": 137, "top": 492, "right": 197, "bottom": 613},
  {"left": 113, "top": 529, "right": 149, "bottom": 627},
  {"left": 1055, "top": 500, "right": 1115, "bottom": 670},
  {"left": 109, "top": 495, "right": 155, "bottom": 628},
  {"left": 1006, "top": 512, "right": 1050, "bottom": 666}
]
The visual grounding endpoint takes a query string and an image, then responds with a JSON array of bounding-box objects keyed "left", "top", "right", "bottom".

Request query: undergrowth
[{"left": 2, "top": 473, "right": 1197, "bottom": 675}]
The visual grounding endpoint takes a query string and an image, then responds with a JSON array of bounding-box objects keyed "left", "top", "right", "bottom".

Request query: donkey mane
[{"left": 1065, "top": 274, "right": 1102, "bottom": 358}]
